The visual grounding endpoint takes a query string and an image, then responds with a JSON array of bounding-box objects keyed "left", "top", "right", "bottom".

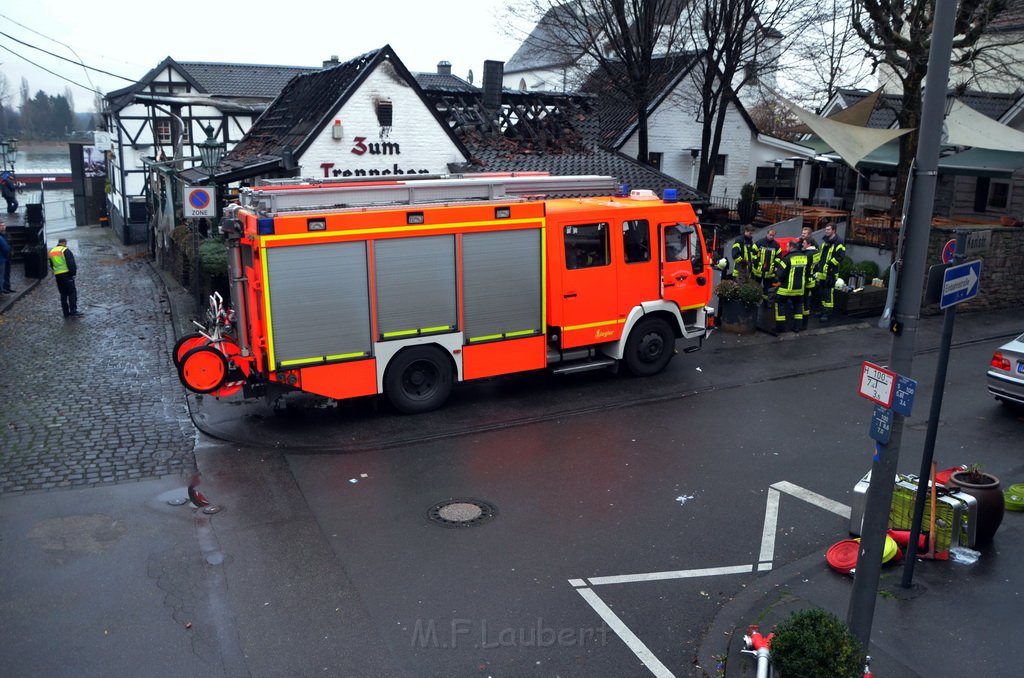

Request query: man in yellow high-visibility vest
[{"left": 48, "top": 238, "right": 82, "bottom": 317}]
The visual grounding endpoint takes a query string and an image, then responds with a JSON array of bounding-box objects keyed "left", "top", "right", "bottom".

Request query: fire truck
[{"left": 173, "top": 174, "right": 715, "bottom": 413}]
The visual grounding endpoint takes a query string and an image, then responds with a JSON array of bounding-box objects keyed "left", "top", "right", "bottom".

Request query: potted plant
[
  {"left": 737, "top": 182, "right": 759, "bottom": 224},
  {"left": 948, "top": 464, "right": 1004, "bottom": 545},
  {"left": 770, "top": 608, "right": 864, "bottom": 678},
  {"left": 715, "top": 272, "right": 763, "bottom": 333}
]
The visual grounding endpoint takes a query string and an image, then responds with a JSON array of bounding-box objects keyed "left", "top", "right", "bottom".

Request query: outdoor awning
[
  {"left": 944, "top": 100, "right": 1024, "bottom": 152},
  {"left": 775, "top": 93, "right": 911, "bottom": 169},
  {"left": 830, "top": 142, "right": 1024, "bottom": 178}
]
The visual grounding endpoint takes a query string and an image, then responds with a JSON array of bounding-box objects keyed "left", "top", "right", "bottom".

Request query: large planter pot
[
  {"left": 948, "top": 471, "right": 1005, "bottom": 545},
  {"left": 718, "top": 298, "right": 758, "bottom": 334}
]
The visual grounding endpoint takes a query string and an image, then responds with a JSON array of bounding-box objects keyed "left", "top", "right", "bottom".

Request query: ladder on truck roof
[{"left": 239, "top": 173, "right": 622, "bottom": 217}]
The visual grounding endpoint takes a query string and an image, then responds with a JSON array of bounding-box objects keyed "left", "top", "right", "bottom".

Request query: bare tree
[
  {"left": 504, "top": 1, "right": 689, "bottom": 163},
  {"left": 784, "top": 0, "right": 875, "bottom": 104},
  {"left": 681, "top": 0, "right": 814, "bottom": 194},
  {"left": 852, "top": 0, "right": 1007, "bottom": 202}
]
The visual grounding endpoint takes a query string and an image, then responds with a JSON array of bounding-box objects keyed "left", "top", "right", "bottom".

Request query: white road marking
[
  {"left": 771, "top": 481, "right": 852, "bottom": 518},
  {"left": 569, "top": 481, "right": 854, "bottom": 677},
  {"left": 574, "top": 586, "right": 675, "bottom": 678},
  {"left": 587, "top": 564, "right": 753, "bottom": 587}
]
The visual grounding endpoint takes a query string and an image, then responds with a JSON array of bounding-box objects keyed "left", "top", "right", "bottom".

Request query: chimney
[
  {"left": 437, "top": 60, "right": 452, "bottom": 76},
  {"left": 482, "top": 60, "right": 504, "bottom": 111},
  {"left": 323, "top": 55, "right": 340, "bottom": 69}
]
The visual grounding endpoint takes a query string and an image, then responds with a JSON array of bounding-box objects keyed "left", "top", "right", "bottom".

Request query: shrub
[
  {"left": 199, "top": 238, "right": 228, "bottom": 276},
  {"left": 770, "top": 608, "right": 863, "bottom": 678},
  {"left": 853, "top": 260, "right": 880, "bottom": 280},
  {"left": 740, "top": 182, "right": 757, "bottom": 203},
  {"left": 715, "top": 278, "right": 763, "bottom": 305}
]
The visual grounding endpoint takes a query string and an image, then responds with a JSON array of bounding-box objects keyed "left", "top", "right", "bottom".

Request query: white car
[{"left": 988, "top": 332, "right": 1024, "bottom": 407}]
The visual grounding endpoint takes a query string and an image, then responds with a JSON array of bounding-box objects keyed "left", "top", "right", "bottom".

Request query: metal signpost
[{"left": 902, "top": 231, "right": 979, "bottom": 587}]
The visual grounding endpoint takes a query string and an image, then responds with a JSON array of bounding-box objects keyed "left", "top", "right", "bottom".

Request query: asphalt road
[{"left": 191, "top": 320, "right": 1022, "bottom": 677}]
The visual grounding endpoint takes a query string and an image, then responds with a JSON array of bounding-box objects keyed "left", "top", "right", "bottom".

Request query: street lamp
[
  {"left": 192, "top": 124, "right": 226, "bottom": 309},
  {"left": 197, "top": 125, "right": 225, "bottom": 176},
  {"left": 772, "top": 159, "right": 782, "bottom": 202},
  {"left": 0, "top": 137, "right": 17, "bottom": 172}
]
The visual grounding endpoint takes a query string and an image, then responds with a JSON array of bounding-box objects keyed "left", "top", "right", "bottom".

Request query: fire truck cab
[{"left": 174, "top": 174, "right": 714, "bottom": 413}]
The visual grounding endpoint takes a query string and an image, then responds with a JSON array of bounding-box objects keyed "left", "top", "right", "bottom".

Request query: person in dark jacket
[
  {"left": 1, "top": 172, "right": 18, "bottom": 214},
  {"left": 0, "top": 221, "right": 12, "bottom": 293},
  {"left": 48, "top": 237, "right": 82, "bottom": 317}
]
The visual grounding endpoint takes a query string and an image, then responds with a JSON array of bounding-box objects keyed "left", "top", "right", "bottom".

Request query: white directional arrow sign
[{"left": 940, "top": 259, "right": 982, "bottom": 309}]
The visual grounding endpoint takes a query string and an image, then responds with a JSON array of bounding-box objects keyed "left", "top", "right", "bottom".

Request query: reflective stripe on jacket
[
  {"left": 776, "top": 251, "right": 809, "bottom": 297},
  {"left": 753, "top": 238, "right": 780, "bottom": 279},
  {"left": 49, "top": 245, "right": 70, "bottom": 274}
]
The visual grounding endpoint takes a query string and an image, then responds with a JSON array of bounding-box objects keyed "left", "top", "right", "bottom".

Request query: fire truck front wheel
[
  {"left": 384, "top": 345, "right": 454, "bottom": 414},
  {"left": 623, "top": 316, "right": 675, "bottom": 377}
]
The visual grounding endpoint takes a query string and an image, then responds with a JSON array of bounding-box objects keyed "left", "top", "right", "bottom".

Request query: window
[
  {"left": 648, "top": 152, "right": 662, "bottom": 170},
  {"left": 154, "top": 118, "right": 189, "bottom": 145},
  {"left": 156, "top": 119, "right": 172, "bottom": 145},
  {"left": 564, "top": 222, "right": 610, "bottom": 269},
  {"left": 974, "top": 178, "right": 1011, "bottom": 211},
  {"left": 622, "top": 220, "right": 651, "bottom": 263},
  {"left": 663, "top": 224, "right": 692, "bottom": 262},
  {"left": 989, "top": 180, "right": 1010, "bottom": 209},
  {"left": 713, "top": 154, "right": 727, "bottom": 176}
]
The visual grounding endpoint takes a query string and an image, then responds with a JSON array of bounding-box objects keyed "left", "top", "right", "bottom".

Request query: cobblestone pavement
[{"left": 0, "top": 225, "right": 197, "bottom": 493}]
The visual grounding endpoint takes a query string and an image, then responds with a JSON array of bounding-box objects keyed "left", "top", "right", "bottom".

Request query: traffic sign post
[
  {"left": 939, "top": 259, "right": 981, "bottom": 309},
  {"left": 184, "top": 186, "right": 217, "bottom": 218}
]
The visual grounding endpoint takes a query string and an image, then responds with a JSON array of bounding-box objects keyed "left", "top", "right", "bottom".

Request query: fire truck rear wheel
[
  {"left": 173, "top": 332, "right": 208, "bottom": 367},
  {"left": 623, "top": 316, "right": 675, "bottom": 377},
  {"left": 384, "top": 345, "right": 453, "bottom": 414},
  {"left": 178, "top": 345, "right": 229, "bottom": 394}
]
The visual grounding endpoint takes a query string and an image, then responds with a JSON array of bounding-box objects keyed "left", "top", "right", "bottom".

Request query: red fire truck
[{"left": 173, "top": 174, "right": 715, "bottom": 413}]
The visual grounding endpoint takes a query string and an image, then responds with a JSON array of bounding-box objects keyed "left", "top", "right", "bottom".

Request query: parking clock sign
[{"left": 859, "top": 361, "right": 896, "bottom": 408}]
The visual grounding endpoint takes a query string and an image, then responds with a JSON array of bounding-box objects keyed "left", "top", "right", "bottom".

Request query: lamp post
[
  {"left": 772, "top": 159, "right": 782, "bottom": 203},
  {"left": 1, "top": 137, "right": 17, "bottom": 173},
  {"left": 192, "top": 124, "right": 225, "bottom": 308}
]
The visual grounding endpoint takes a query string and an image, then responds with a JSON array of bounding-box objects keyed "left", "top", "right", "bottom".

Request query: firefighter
[
  {"left": 752, "top": 227, "right": 780, "bottom": 291},
  {"left": 730, "top": 224, "right": 758, "bottom": 279},
  {"left": 774, "top": 238, "right": 809, "bottom": 333},
  {"left": 815, "top": 222, "right": 846, "bottom": 322},
  {"left": 800, "top": 227, "right": 820, "bottom": 329}
]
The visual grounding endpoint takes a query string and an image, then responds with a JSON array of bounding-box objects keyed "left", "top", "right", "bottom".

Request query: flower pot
[
  {"left": 718, "top": 298, "right": 758, "bottom": 334},
  {"left": 948, "top": 471, "right": 1004, "bottom": 545}
]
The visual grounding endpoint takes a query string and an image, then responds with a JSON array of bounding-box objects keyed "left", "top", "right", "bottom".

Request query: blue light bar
[
  {"left": 663, "top": 188, "right": 678, "bottom": 203},
  {"left": 257, "top": 217, "right": 275, "bottom": 235}
]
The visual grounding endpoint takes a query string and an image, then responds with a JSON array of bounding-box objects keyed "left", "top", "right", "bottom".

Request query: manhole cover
[{"left": 427, "top": 499, "right": 497, "bottom": 528}]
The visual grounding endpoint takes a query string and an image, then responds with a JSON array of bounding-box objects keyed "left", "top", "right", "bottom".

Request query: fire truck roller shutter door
[
  {"left": 265, "top": 241, "right": 372, "bottom": 369},
  {"left": 462, "top": 229, "right": 543, "bottom": 343},
  {"left": 375, "top": 235, "right": 457, "bottom": 340}
]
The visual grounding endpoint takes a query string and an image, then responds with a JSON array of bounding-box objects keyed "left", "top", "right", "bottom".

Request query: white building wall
[
  {"left": 301, "top": 62, "right": 467, "bottom": 178},
  {"left": 618, "top": 90, "right": 754, "bottom": 201}
]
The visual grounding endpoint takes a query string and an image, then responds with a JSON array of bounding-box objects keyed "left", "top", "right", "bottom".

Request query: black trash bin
[{"left": 23, "top": 245, "right": 49, "bottom": 279}]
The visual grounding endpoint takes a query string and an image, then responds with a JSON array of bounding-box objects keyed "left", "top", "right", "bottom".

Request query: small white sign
[
  {"left": 184, "top": 186, "right": 216, "bottom": 218},
  {"left": 859, "top": 361, "right": 896, "bottom": 408},
  {"left": 93, "top": 131, "right": 111, "bottom": 151}
]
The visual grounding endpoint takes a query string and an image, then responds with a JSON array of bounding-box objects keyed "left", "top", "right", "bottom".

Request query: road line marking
[
  {"left": 758, "top": 487, "right": 781, "bottom": 563},
  {"left": 568, "top": 578, "right": 587, "bottom": 587},
  {"left": 586, "top": 564, "right": 752, "bottom": 587},
  {"left": 771, "top": 481, "right": 851, "bottom": 518},
  {"left": 574, "top": 586, "right": 675, "bottom": 678}
]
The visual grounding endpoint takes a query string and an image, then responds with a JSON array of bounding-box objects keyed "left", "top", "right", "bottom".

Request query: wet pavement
[{"left": 2, "top": 204, "right": 1023, "bottom": 677}]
